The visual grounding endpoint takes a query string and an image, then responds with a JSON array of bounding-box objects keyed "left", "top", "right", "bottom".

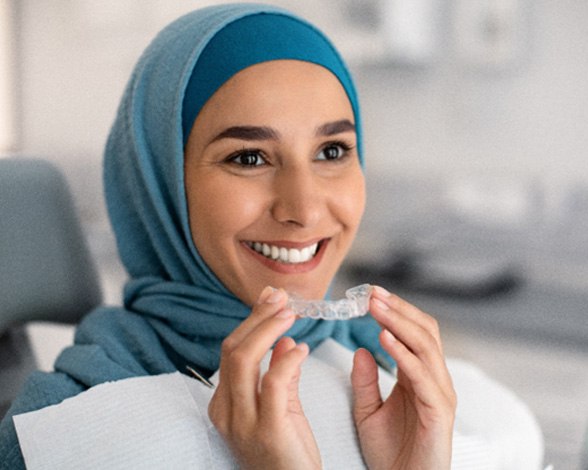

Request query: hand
[
  {"left": 351, "top": 286, "right": 456, "bottom": 470},
  {"left": 208, "top": 286, "right": 321, "bottom": 470}
]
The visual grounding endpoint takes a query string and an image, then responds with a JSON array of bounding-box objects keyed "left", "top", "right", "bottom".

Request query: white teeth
[
  {"left": 262, "top": 243, "right": 270, "bottom": 257},
  {"left": 300, "top": 247, "right": 310, "bottom": 260},
  {"left": 279, "top": 247, "right": 288, "bottom": 262},
  {"left": 248, "top": 241, "right": 321, "bottom": 264},
  {"left": 289, "top": 248, "right": 301, "bottom": 263}
]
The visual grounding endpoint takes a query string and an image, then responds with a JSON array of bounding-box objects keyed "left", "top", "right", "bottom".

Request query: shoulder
[{"left": 0, "top": 370, "right": 85, "bottom": 469}]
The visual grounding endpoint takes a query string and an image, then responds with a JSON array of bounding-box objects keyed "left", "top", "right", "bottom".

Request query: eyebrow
[
  {"left": 210, "top": 119, "right": 356, "bottom": 143},
  {"left": 316, "top": 119, "right": 355, "bottom": 136},
  {"left": 211, "top": 126, "right": 279, "bottom": 143}
]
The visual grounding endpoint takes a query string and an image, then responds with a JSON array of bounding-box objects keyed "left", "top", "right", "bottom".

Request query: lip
[{"left": 242, "top": 238, "right": 329, "bottom": 274}]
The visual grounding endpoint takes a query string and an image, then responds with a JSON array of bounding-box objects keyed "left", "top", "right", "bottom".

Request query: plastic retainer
[{"left": 287, "top": 284, "right": 372, "bottom": 320}]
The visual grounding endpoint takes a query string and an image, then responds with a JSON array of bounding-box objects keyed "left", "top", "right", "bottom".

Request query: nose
[{"left": 270, "top": 165, "right": 325, "bottom": 228}]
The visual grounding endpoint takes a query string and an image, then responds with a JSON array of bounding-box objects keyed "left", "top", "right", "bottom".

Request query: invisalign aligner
[{"left": 287, "top": 284, "right": 372, "bottom": 320}]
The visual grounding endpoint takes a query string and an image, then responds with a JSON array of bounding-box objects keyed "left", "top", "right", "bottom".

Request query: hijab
[{"left": 56, "top": 3, "right": 391, "bottom": 385}]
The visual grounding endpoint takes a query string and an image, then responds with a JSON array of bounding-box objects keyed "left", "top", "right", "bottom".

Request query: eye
[
  {"left": 316, "top": 142, "right": 352, "bottom": 161},
  {"left": 228, "top": 150, "right": 266, "bottom": 167}
]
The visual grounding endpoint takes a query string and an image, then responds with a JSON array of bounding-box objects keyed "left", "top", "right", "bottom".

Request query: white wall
[
  {"left": 14, "top": 0, "right": 212, "bottom": 223},
  {"left": 10, "top": 0, "right": 588, "bottom": 225},
  {"left": 0, "top": 0, "right": 17, "bottom": 151},
  {"left": 355, "top": 0, "right": 588, "bottom": 186}
]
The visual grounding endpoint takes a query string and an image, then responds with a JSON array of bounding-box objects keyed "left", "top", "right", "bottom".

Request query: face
[{"left": 185, "top": 60, "right": 365, "bottom": 306}]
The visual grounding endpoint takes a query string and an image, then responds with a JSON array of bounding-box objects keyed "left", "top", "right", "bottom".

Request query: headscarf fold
[{"left": 53, "top": 3, "right": 390, "bottom": 385}]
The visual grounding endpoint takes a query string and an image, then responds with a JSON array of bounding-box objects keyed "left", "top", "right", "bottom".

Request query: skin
[{"left": 185, "top": 60, "right": 456, "bottom": 469}]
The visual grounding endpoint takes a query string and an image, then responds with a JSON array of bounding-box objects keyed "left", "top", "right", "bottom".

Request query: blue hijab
[{"left": 0, "top": 7, "right": 391, "bottom": 466}]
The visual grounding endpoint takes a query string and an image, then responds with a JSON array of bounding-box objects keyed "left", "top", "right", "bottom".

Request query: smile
[{"left": 245, "top": 241, "right": 320, "bottom": 264}]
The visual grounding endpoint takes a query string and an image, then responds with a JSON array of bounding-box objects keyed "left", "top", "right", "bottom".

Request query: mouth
[
  {"left": 243, "top": 239, "right": 328, "bottom": 273},
  {"left": 245, "top": 240, "right": 320, "bottom": 264}
]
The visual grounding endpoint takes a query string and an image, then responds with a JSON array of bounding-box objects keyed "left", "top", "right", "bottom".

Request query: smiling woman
[
  {"left": 0, "top": 4, "right": 457, "bottom": 468},
  {"left": 0, "top": 3, "right": 542, "bottom": 470}
]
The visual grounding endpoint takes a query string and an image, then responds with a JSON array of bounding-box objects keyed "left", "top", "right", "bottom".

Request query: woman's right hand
[{"left": 208, "top": 286, "right": 321, "bottom": 470}]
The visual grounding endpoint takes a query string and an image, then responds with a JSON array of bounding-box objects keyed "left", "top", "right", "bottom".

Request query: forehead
[{"left": 197, "top": 60, "right": 354, "bottom": 127}]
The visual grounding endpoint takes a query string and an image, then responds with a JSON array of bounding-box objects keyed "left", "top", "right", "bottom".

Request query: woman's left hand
[{"left": 351, "top": 286, "right": 457, "bottom": 470}]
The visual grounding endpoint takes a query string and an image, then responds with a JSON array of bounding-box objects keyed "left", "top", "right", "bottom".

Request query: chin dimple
[{"left": 246, "top": 241, "right": 319, "bottom": 264}]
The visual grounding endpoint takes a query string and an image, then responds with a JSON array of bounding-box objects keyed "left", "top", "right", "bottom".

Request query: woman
[{"left": 1, "top": 3, "right": 536, "bottom": 469}]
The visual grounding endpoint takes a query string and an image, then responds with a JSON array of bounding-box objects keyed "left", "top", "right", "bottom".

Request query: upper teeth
[{"left": 248, "top": 241, "right": 319, "bottom": 264}]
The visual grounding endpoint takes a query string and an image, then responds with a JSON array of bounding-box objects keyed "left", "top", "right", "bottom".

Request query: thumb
[{"left": 351, "top": 348, "right": 383, "bottom": 426}]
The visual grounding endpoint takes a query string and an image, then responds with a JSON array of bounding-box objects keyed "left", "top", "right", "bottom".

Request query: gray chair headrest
[{"left": 0, "top": 158, "right": 102, "bottom": 334}]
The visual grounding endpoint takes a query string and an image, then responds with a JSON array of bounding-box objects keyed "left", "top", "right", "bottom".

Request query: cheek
[
  {"left": 334, "top": 172, "right": 366, "bottom": 231},
  {"left": 187, "top": 178, "right": 267, "bottom": 249}
]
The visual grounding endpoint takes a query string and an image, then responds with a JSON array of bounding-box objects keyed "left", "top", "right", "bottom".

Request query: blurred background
[{"left": 1, "top": 0, "right": 587, "bottom": 467}]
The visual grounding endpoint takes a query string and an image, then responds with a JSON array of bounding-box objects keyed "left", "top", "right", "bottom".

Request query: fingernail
[
  {"left": 257, "top": 286, "right": 275, "bottom": 304},
  {"left": 373, "top": 286, "right": 391, "bottom": 297},
  {"left": 382, "top": 329, "right": 396, "bottom": 343},
  {"left": 296, "top": 342, "right": 309, "bottom": 354},
  {"left": 258, "top": 286, "right": 284, "bottom": 304},
  {"left": 372, "top": 298, "right": 390, "bottom": 312},
  {"left": 276, "top": 308, "right": 294, "bottom": 319},
  {"left": 267, "top": 288, "right": 285, "bottom": 304}
]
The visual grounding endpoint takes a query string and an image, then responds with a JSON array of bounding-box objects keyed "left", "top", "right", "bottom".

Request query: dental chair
[
  {"left": 0, "top": 158, "right": 101, "bottom": 333},
  {"left": 0, "top": 158, "right": 102, "bottom": 415}
]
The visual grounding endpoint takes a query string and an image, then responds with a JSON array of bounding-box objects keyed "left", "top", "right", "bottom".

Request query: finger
[
  {"left": 231, "top": 308, "right": 296, "bottom": 368},
  {"left": 370, "top": 296, "right": 441, "bottom": 363},
  {"left": 218, "top": 309, "right": 296, "bottom": 428},
  {"left": 222, "top": 287, "right": 288, "bottom": 355},
  {"left": 259, "top": 342, "right": 309, "bottom": 420},
  {"left": 373, "top": 304, "right": 453, "bottom": 395},
  {"left": 208, "top": 382, "right": 239, "bottom": 438},
  {"left": 270, "top": 336, "right": 297, "bottom": 369},
  {"left": 351, "top": 348, "right": 383, "bottom": 427},
  {"left": 369, "top": 291, "right": 451, "bottom": 384},
  {"left": 371, "top": 286, "right": 443, "bottom": 350},
  {"left": 217, "top": 287, "right": 288, "bottom": 390},
  {"left": 380, "top": 329, "right": 455, "bottom": 411}
]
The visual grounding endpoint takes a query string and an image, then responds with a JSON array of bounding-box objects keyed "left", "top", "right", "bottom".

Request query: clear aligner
[{"left": 287, "top": 284, "right": 372, "bottom": 320}]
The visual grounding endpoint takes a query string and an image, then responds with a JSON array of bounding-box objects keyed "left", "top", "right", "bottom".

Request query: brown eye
[
  {"left": 317, "top": 142, "right": 351, "bottom": 161},
  {"left": 230, "top": 150, "right": 266, "bottom": 167}
]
